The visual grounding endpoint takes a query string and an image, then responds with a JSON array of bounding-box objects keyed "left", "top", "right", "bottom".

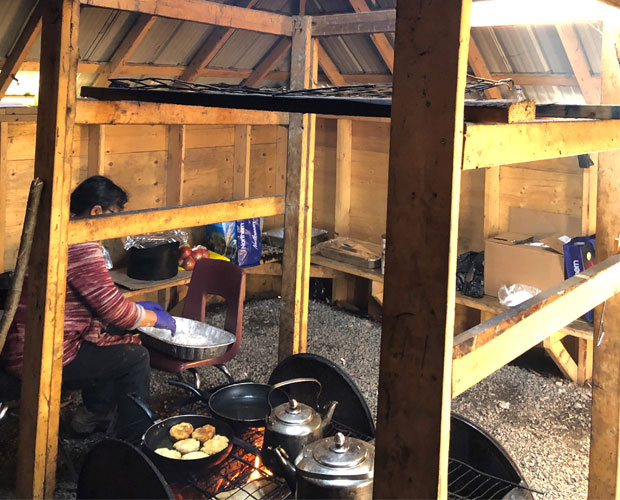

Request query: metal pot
[
  {"left": 274, "top": 432, "right": 374, "bottom": 499},
  {"left": 261, "top": 378, "right": 337, "bottom": 478}
]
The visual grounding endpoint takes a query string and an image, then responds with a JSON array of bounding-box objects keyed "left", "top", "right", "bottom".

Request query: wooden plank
[
  {"left": 543, "top": 333, "right": 579, "bottom": 382},
  {"left": 165, "top": 124, "right": 185, "bottom": 206},
  {"left": 589, "top": 20, "right": 620, "bottom": 500},
  {"left": 468, "top": 36, "right": 502, "bottom": 99},
  {"left": 335, "top": 119, "right": 352, "bottom": 235},
  {"left": 483, "top": 167, "right": 500, "bottom": 237},
  {"left": 233, "top": 125, "right": 251, "bottom": 199},
  {"left": 536, "top": 104, "right": 620, "bottom": 119},
  {"left": 0, "top": 2, "right": 42, "bottom": 100},
  {"left": 80, "top": 0, "right": 293, "bottom": 36},
  {"left": 462, "top": 120, "right": 620, "bottom": 170},
  {"left": 311, "top": 253, "right": 383, "bottom": 282},
  {"left": 490, "top": 72, "right": 590, "bottom": 88},
  {"left": 374, "top": 1, "right": 471, "bottom": 498},
  {"left": 93, "top": 14, "right": 156, "bottom": 86},
  {"left": 0, "top": 123, "right": 6, "bottom": 272},
  {"left": 279, "top": 16, "right": 315, "bottom": 361},
  {"left": 244, "top": 261, "right": 344, "bottom": 279},
  {"left": 75, "top": 99, "right": 289, "bottom": 125},
  {"left": 15, "top": 0, "right": 79, "bottom": 497},
  {"left": 87, "top": 125, "right": 105, "bottom": 176},
  {"left": 68, "top": 195, "right": 284, "bottom": 244},
  {"left": 178, "top": 0, "right": 258, "bottom": 82},
  {"left": 244, "top": 38, "right": 292, "bottom": 88},
  {"left": 312, "top": 10, "right": 395, "bottom": 37},
  {"left": 600, "top": 0, "right": 620, "bottom": 8},
  {"left": 464, "top": 99, "right": 535, "bottom": 123},
  {"left": 348, "top": 0, "right": 394, "bottom": 72},
  {"left": 452, "top": 254, "right": 620, "bottom": 397},
  {"left": 317, "top": 44, "right": 347, "bottom": 87},
  {"left": 557, "top": 25, "right": 600, "bottom": 105}
]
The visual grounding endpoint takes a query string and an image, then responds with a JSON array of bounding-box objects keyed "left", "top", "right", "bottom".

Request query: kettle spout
[
  {"left": 273, "top": 446, "right": 297, "bottom": 492},
  {"left": 320, "top": 400, "right": 338, "bottom": 430}
]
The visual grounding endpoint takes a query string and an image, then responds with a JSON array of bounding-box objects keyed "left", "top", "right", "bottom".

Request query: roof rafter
[
  {"left": 243, "top": 37, "right": 292, "bottom": 87},
  {"left": 348, "top": 0, "right": 393, "bottom": 72},
  {"left": 557, "top": 25, "right": 599, "bottom": 104},
  {"left": 179, "top": 0, "right": 259, "bottom": 82},
  {"left": 0, "top": 2, "right": 42, "bottom": 100},
  {"left": 312, "top": 9, "right": 395, "bottom": 37},
  {"left": 317, "top": 43, "right": 346, "bottom": 86},
  {"left": 468, "top": 37, "right": 502, "bottom": 99},
  {"left": 80, "top": 0, "right": 293, "bottom": 36},
  {"left": 94, "top": 14, "right": 156, "bottom": 86}
]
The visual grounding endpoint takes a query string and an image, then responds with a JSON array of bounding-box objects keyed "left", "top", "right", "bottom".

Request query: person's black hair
[{"left": 70, "top": 176, "right": 128, "bottom": 216}]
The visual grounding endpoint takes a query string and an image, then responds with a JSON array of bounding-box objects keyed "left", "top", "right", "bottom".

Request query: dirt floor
[{"left": 0, "top": 298, "right": 590, "bottom": 499}]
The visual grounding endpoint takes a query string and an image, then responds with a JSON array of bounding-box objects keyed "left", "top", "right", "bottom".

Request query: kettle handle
[{"left": 268, "top": 377, "right": 322, "bottom": 409}]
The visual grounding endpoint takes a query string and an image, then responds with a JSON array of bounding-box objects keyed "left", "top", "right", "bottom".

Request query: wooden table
[{"left": 111, "top": 268, "right": 193, "bottom": 310}]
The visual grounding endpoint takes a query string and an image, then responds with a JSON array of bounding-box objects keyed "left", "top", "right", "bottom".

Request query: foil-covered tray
[{"left": 138, "top": 316, "right": 235, "bottom": 361}]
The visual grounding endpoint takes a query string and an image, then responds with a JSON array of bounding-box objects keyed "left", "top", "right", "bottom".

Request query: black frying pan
[
  {"left": 169, "top": 379, "right": 288, "bottom": 430},
  {"left": 128, "top": 394, "right": 234, "bottom": 480}
]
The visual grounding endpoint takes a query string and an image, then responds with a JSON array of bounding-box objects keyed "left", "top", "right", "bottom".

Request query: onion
[
  {"left": 183, "top": 256, "right": 196, "bottom": 271},
  {"left": 178, "top": 246, "right": 193, "bottom": 260}
]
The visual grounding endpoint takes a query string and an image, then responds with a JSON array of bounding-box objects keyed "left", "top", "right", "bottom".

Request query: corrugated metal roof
[{"left": 0, "top": 0, "right": 607, "bottom": 105}]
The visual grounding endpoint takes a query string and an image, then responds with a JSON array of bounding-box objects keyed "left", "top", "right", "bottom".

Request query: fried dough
[
  {"left": 155, "top": 448, "right": 182, "bottom": 459},
  {"left": 173, "top": 438, "right": 200, "bottom": 454},
  {"left": 192, "top": 424, "right": 216, "bottom": 443},
  {"left": 169, "top": 422, "right": 194, "bottom": 441},
  {"left": 201, "top": 434, "right": 229, "bottom": 456}
]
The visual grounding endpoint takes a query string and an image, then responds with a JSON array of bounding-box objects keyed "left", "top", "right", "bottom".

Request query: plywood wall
[{"left": 1, "top": 122, "right": 285, "bottom": 271}]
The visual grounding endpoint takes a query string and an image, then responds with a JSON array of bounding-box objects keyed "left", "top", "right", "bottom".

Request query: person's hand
[
  {"left": 154, "top": 310, "right": 176, "bottom": 334},
  {"left": 136, "top": 301, "right": 165, "bottom": 312}
]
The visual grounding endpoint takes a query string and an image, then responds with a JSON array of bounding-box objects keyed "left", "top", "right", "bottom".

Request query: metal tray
[
  {"left": 138, "top": 317, "right": 235, "bottom": 361},
  {"left": 263, "top": 227, "right": 328, "bottom": 248}
]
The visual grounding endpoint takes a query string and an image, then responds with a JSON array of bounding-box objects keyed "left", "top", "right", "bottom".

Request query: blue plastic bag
[
  {"left": 235, "top": 218, "right": 262, "bottom": 268},
  {"left": 205, "top": 222, "right": 237, "bottom": 259},
  {"left": 563, "top": 235, "right": 596, "bottom": 322}
]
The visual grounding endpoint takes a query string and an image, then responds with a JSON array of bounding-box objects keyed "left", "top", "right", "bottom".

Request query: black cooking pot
[
  {"left": 128, "top": 394, "right": 234, "bottom": 481},
  {"left": 127, "top": 241, "right": 179, "bottom": 281},
  {"left": 169, "top": 379, "right": 288, "bottom": 431}
]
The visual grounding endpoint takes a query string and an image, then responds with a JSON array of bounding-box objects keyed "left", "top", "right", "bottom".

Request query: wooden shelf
[
  {"left": 310, "top": 254, "right": 384, "bottom": 282},
  {"left": 455, "top": 291, "right": 593, "bottom": 341}
]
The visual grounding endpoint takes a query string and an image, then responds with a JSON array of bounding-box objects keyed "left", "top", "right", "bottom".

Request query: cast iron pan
[
  {"left": 169, "top": 379, "right": 288, "bottom": 430},
  {"left": 128, "top": 394, "right": 234, "bottom": 480},
  {"left": 268, "top": 353, "right": 376, "bottom": 439}
]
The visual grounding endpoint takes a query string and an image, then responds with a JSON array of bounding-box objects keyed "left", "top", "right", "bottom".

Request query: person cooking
[{"left": 2, "top": 175, "right": 176, "bottom": 441}]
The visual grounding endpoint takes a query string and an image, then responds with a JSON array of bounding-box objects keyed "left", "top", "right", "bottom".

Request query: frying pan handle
[
  {"left": 127, "top": 393, "right": 158, "bottom": 424},
  {"left": 268, "top": 377, "right": 322, "bottom": 409},
  {"left": 168, "top": 379, "right": 212, "bottom": 400}
]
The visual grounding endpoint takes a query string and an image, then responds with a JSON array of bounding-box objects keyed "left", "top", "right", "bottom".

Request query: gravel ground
[{"left": 0, "top": 298, "right": 591, "bottom": 499}]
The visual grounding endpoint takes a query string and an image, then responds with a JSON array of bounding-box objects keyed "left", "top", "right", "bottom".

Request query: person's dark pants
[{"left": 63, "top": 341, "right": 151, "bottom": 441}]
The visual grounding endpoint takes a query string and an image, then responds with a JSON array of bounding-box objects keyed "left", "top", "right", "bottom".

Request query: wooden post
[
  {"left": 87, "top": 124, "right": 105, "bottom": 177},
  {"left": 589, "top": 20, "right": 620, "bottom": 500},
  {"left": 278, "top": 16, "right": 315, "bottom": 360},
  {"left": 374, "top": 1, "right": 471, "bottom": 498},
  {"left": 166, "top": 124, "right": 185, "bottom": 206},
  {"left": 15, "top": 0, "right": 79, "bottom": 498},
  {"left": 0, "top": 123, "right": 7, "bottom": 273},
  {"left": 233, "top": 125, "right": 251, "bottom": 199}
]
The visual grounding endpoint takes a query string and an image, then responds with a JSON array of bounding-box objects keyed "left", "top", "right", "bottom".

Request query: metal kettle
[
  {"left": 261, "top": 378, "right": 338, "bottom": 477},
  {"left": 274, "top": 432, "right": 375, "bottom": 499}
]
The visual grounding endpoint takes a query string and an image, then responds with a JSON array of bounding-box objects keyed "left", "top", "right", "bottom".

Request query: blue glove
[
  {"left": 154, "top": 310, "right": 176, "bottom": 334},
  {"left": 136, "top": 301, "right": 165, "bottom": 312}
]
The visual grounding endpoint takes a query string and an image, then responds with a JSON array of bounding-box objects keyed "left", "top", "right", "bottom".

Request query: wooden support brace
[
  {"left": 165, "top": 124, "right": 185, "bottom": 206},
  {"left": 87, "top": 125, "right": 105, "bottom": 176},
  {"left": 317, "top": 44, "right": 347, "bottom": 87},
  {"left": 464, "top": 99, "right": 535, "bottom": 123},
  {"left": 543, "top": 334, "right": 579, "bottom": 382},
  {"left": 312, "top": 10, "right": 395, "bottom": 37},
  {"left": 557, "top": 25, "right": 600, "bottom": 105},
  {"left": 15, "top": 0, "right": 80, "bottom": 497},
  {"left": 244, "top": 38, "right": 292, "bottom": 88},
  {"left": 233, "top": 125, "right": 251, "bottom": 199},
  {"left": 468, "top": 36, "right": 502, "bottom": 99},
  {"left": 348, "top": 0, "right": 394, "bottom": 72},
  {"left": 0, "top": 123, "right": 7, "bottom": 272}
]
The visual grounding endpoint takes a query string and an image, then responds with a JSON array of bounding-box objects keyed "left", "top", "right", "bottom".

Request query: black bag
[{"left": 456, "top": 251, "right": 484, "bottom": 299}]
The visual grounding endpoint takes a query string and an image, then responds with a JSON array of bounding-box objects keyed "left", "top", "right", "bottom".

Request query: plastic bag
[
  {"left": 123, "top": 230, "right": 188, "bottom": 250},
  {"left": 563, "top": 235, "right": 596, "bottom": 322},
  {"left": 498, "top": 284, "right": 541, "bottom": 307},
  {"left": 101, "top": 244, "right": 113, "bottom": 270},
  {"left": 236, "top": 218, "right": 261, "bottom": 268},
  {"left": 205, "top": 222, "right": 237, "bottom": 259},
  {"left": 456, "top": 251, "right": 484, "bottom": 298}
]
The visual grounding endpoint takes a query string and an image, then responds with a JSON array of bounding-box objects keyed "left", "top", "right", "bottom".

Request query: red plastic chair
[{"left": 147, "top": 258, "right": 246, "bottom": 387}]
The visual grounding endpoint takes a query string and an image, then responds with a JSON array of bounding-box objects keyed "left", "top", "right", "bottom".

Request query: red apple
[
  {"left": 183, "top": 256, "right": 196, "bottom": 271},
  {"left": 178, "top": 245, "right": 192, "bottom": 260}
]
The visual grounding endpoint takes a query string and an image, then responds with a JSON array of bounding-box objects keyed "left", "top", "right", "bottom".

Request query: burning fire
[{"left": 249, "top": 456, "right": 272, "bottom": 481}]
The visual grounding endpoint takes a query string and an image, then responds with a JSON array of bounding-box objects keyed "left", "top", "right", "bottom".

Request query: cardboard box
[{"left": 484, "top": 209, "right": 580, "bottom": 297}]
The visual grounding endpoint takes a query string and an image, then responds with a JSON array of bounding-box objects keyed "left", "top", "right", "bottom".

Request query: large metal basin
[{"left": 138, "top": 316, "right": 235, "bottom": 361}]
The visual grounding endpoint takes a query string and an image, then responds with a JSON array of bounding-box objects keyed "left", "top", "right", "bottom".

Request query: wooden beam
[
  {"left": 0, "top": 123, "right": 6, "bottom": 272},
  {"left": 335, "top": 119, "right": 352, "bottom": 235},
  {"left": 491, "top": 72, "right": 597, "bottom": 88},
  {"left": 374, "top": 1, "right": 471, "bottom": 498},
  {"left": 317, "top": 43, "right": 347, "bottom": 86},
  {"left": 93, "top": 14, "right": 156, "bottom": 86},
  {"left": 233, "top": 125, "right": 251, "bottom": 199},
  {"left": 536, "top": 104, "right": 620, "bottom": 119},
  {"left": 348, "top": 0, "right": 394, "bottom": 72},
  {"left": 87, "top": 125, "right": 105, "bottom": 176},
  {"left": 600, "top": 0, "right": 620, "bottom": 8},
  {"left": 484, "top": 167, "right": 500, "bottom": 238},
  {"left": 15, "top": 0, "right": 79, "bottom": 497},
  {"left": 80, "top": 0, "right": 293, "bottom": 36},
  {"left": 468, "top": 37, "right": 502, "bottom": 99},
  {"left": 74, "top": 99, "right": 289, "bottom": 125},
  {"left": 279, "top": 16, "right": 316, "bottom": 360},
  {"left": 462, "top": 119, "right": 620, "bottom": 169},
  {"left": 452, "top": 254, "right": 620, "bottom": 397},
  {"left": 165, "top": 125, "right": 185, "bottom": 206},
  {"left": 464, "top": 99, "right": 535, "bottom": 123},
  {"left": 589, "top": 20, "right": 620, "bottom": 500},
  {"left": 312, "top": 10, "right": 396, "bottom": 37},
  {"left": 178, "top": 0, "right": 258, "bottom": 82},
  {"left": 557, "top": 25, "right": 600, "bottom": 104},
  {"left": 543, "top": 333, "right": 579, "bottom": 382},
  {"left": 243, "top": 38, "right": 292, "bottom": 88},
  {"left": 68, "top": 195, "right": 284, "bottom": 244},
  {"left": 0, "top": 2, "right": 42, "bottom": 100}
]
